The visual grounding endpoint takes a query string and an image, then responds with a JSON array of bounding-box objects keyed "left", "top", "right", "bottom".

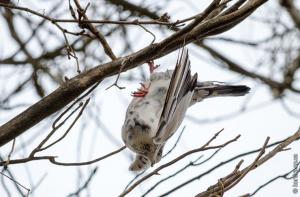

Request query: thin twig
[
  {"left": 0, "top": 146, "right": 126, "bottom": 166},
  {"left": 195, "top": 127, "right": 300, "bottom": 197},
  {"left": 29, "top": 102, "right": 83, "bottom": 157},
  {"left": 49, "top": 146, "right": 126, "bottom": 166},
  {"left": 73, "top": 0, "right": 117, "bottom": 60},
  {"left": 105, "top": 57, "right": 129, "bottom": 90},
  {"left": 0, "top": 171, "right": 30, "bottom": 196},
  {"left": 163, "top": 126, "right": 186, "bottom": 158},
  {"left": 142, "top": 148, "right": 222, "bottom": 196},
  {"left": 39, "top": 99, "right": 90, "bottom": 151},
  {"left": 67, "top": 167, "right": 98, "bottom": 197},
  {"left": 120, "top": 130, "right": 240, "bottom": 196},
  {"left": 137, "top": 23, "right": 156, "bottom": 44},
  {"left": 249, "top": 161, "right": 300, "bottom": 196},
  {"left": 158, "top": 135, "right": 296, "bottom": 196},
  {"left": 4, "top": 138, "right": 15, "bottom": 169},
  {"left": 52, "top": 81, "right": 100, "bottom": 129},
  {"left": 0, "top": 0, "right": 269, "bottom": 147}
]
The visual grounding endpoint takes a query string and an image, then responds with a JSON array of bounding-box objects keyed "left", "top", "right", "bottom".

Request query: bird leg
[
  {"left": 131, "top": 83, "right": 150, "bottom": 97},
  {"left": 147, "top": 60, "right": 159, "bottom": 74},
  {"left": 131, "top": 60, "right": 157, "bottom": 97}
]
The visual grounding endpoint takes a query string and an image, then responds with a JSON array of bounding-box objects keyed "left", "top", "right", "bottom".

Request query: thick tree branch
[{"left": 0, "top": 0, "right": 268, "bottom": 147}]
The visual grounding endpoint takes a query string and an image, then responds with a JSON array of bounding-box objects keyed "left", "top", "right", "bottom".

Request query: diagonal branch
[
  {"left": 72, "top": 0, "right": 117, "bottom": 60},
  {"left": 280, "top": 0, "right": 300, "bottom": 29},
  {"left": 195, "top": 127, "right": 300, "bottom": 197},
  {"left": 0, "top": 0, "right": 269, "bottom": 147},
  {"left": 120, "top": 130, "right": 240, "bottom": 197}
]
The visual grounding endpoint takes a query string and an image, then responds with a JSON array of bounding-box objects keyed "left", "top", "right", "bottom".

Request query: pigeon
[{"left": 121, "top": 48, "right": 250, "bottom": 171}]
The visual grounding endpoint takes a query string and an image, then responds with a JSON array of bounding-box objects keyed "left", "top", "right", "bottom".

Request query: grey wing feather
[
  {"left": 190, "top": 81, "right": 250, "bottom": 106},
  {"left": 154, "top": 48, "right": 197, "bottom": 144}
]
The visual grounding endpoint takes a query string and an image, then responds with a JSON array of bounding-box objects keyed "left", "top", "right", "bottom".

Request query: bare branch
[
  {"left": 120, "top": 130, "right": 240, "bottom": 196},
  {"left": 0, "top": 171, "right": 30, "bottom": 196},
  {"left": 280, "top": 0, "right": 300, "bottom": 29},
  {"left": 0, "top": 0, "right": 268, "bottom": 148},
  {"left": 72, "top": 0, "right": 117, "bottom": 60},
  {"left": 195, "top": 127, "right": 300, "bottom": 197},
  {"left": 0, "top": 146, "right": 126, "bottom": 166},
  {"left": 249, "top": 160, "right": 300, "bottom": 196},
  {"left": 67, "top": 167, "right": 98, "bottom": 197}
]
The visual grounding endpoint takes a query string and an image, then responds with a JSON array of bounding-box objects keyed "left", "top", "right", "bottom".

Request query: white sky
[{"left": 0, "top": 0, "right": 299, "bottom": 197}]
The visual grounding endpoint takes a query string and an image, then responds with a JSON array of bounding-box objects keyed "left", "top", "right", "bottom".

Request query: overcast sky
[{"left": 0, "top": 0, "right": 299, "bottom": 197}]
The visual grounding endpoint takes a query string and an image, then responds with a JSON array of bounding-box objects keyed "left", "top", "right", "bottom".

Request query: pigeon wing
[{"left": 154, "top": 48, "right": 197, "bottom": 144}]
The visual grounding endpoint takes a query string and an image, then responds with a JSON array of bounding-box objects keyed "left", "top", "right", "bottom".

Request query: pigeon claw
[
  {"left": 131, "top": 83, "right": 150, "bottom": 97},
  {"left": 147, "top": 60, "right": 159, "bottom": 74}
]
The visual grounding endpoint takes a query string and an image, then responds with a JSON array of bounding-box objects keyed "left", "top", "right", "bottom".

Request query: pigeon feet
[
  {"left": 147, "top": 60, "right": 159, "bottom": 74},
  {"left": 131, "top": 83, "right": 150, "bottom": 97}
]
